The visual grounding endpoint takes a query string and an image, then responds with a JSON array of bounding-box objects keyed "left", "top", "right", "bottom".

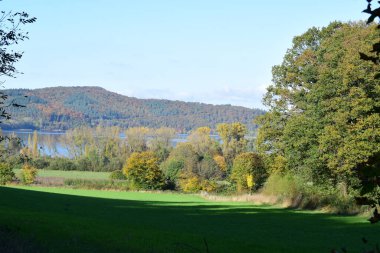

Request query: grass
[
  {"left": 1, "top": 186, "right": 379, "bottom": 253},
  {"left": 13, "top": 169, "right": 110, "bottom": 180}
]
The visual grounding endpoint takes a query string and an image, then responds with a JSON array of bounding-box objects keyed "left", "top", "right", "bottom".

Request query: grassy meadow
[
  {"left": 13, "top": 169, "right": 110, "bottom": 180},
  {"left": 1, "top": 186, "right": 379, "bottom": 253}
]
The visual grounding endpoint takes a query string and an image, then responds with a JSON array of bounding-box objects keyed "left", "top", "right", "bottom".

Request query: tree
[
  {"left": 187, "top": 126, "right": 218, "bottom": 156},
  {"left": 0, "top": 162, "right": 14, "bottom": 185},
  {"left": 60, "top": 127, "right": 94, "bottom": 158},
  {"left": 0, "top": 8, "right": 36, "bottom": 134},
  {"left": 161, "top": 142, "right": 198, "bottom": 189},
  {"left": 231, "top": 152, "right": 265, "bottom": 193},
  {"left": 256, "top": 22, "right": 379, "bottom": 190},
  {"left": 359, "top": 0, "right": 380, "bottom": 223},
  {"left": 21, "top": 163, "right": 37, "bottom": 185},
  {"left": 148, "top": 127, "right": 176, "bottom": 150},
  {"left": 216, "top": 122, "right": 248, "bottom": 166},
  {"left": 125, "top": 127, "right": 150, "bottom": 153},
  {"left": 148, "top": 127, "right": 176, "bottom": 162},
  {"left": 32, "top": 130, "right": 38, "bottom": 158},
  {"left": 123, "top": 151, "right": 164, "bottom": 189},
  {"left": 361, "top": 0, "right": 380, "bottom": 68},
  {"left": 160, "top": 157, "right": 184, "bottom": 188},
  {"left": 0, "top": 8, "right": 35, "bottom": 160}
]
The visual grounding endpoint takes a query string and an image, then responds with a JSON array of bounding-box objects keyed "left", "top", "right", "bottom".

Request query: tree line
[
  {"left": 0, "top": 123, "right": 265, "bottom": 193},
  {"left": 3, "top": 86, "right": 265, "bottom": 132}
]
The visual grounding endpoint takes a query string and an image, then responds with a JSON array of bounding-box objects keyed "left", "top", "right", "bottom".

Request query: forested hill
[{"left": 3, "top": 86, "right": 265, "bottom": 131}]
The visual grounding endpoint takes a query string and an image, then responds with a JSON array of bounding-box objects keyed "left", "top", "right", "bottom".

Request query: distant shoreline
[{"left": 2, "top": 129, "right": 66, "bottom": 135}]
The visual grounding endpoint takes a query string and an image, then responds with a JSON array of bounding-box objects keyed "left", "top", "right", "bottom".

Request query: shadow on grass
[{"left": 0, "top": 186, "right": 379, "bottom": 253}]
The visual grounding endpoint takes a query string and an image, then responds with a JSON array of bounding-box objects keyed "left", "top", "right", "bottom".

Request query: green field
[
  {"left": 0, "top": 186, "right": 379, "bottom": 253},
  {"left": 14, "top": 169, "right": 110, "bottom": 180}
]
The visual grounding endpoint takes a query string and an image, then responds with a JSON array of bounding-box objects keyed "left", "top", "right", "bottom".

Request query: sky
[{"left": 1, "top": 0, "right": 368, "bottom": 109}]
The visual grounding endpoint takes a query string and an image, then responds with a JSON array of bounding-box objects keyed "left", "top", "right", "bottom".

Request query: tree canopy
[
  {"left": 0, "top": 10, "right": 36, "bottom": 127},
  {"left": 256, "top": 21, "right": 380, "bottom": 188}
]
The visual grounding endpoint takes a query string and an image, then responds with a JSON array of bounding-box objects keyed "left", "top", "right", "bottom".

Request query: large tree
[
  {"left": 256, "top": 21, "right": 380, "bottom": 189},
  {"left": 0, "top": 6, "right": 35, "bottom": 161}
]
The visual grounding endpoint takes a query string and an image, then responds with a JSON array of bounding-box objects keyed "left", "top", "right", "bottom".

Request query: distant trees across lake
[{"left": 3, "top": 86, "right": 265, "bottom": 132}]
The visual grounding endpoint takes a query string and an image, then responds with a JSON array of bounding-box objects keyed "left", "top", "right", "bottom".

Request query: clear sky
[{"left": 2, "top": 0, "right": 368, "bottom": 109}]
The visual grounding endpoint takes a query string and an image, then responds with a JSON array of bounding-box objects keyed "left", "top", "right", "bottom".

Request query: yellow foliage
[
  {"left": 246, "top": 174, "right": 254, "bottom": 189},
  {"left": 231, "top": 152, "right": 265, "bottom": 193},
  {"left": 187, "top": 126, "right": 214, "bottom": 155},
  {"left": 270, "top": 155, "right": 287, "bottom": 173},
  {"left": 179, "top": 175, "right": 201, "bottom": 193},
  {"left": 201, "top": 180, "right": 217, "bottom": 193},
  {"left": 123, "top": 151, "right": 164, "bottom": 189},
  {"left": 21, "top": 163, "right": 38, "bottom": 185},
  {"left": 213, "top": 155, "right": 227, "bottom": 172}
]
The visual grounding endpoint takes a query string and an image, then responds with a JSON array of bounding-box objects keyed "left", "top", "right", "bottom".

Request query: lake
[{"left": 2, "top": 130, "right": 210, "bottom": 157}]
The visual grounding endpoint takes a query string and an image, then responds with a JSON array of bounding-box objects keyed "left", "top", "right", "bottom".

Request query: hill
[{"left": 2, "top": 86, "right": 265, "bottom": 131}]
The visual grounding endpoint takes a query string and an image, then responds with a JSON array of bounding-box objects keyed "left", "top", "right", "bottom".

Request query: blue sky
[{"left": 2, "top": 0, "right": 367, "bottom": 109}]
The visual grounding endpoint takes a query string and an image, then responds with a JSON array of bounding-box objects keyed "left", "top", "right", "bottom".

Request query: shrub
[
  {"left": 179, "top": 175, "right": 201, "bottom": 193},
  {"left": 261, "top": 172, "right": 300, "bottom": 198},
  {"left": 75, "top": 157, "right": 93, "bottom": 171},
  {"left": 262, "top": 172, "right": 360, "bottom": 214},
  {"left": 64, "top": 179, "right": 130, "bottom": 191},
  {"left": 212, "top": 180, "right": 236, "bottom": 195},
  {"left": 5, "top": 156, "right": 23, "bottom": 170},
  {"left": 21, "top": 164, "right": 38, "bottom": 185},
  {"left": 200, "top": 180, "right": 217, "bottom": 193},
  {"left": 106, "top": 158, "right": 124, "bottom": 172},
  {"left": 30, "top": 158, "right": 50, "bottom": 170},
  {"left": 0, "top": 163, "right": 15, "bottom": 185},
  {"left": 109, "top": 170, "right": 126, "bottom": 180},
  {"left": 123, "top": 151, "right": 164, "bottom": 190},
  {"left": 47, "top": 157, "right": 78, "bottom": 171}
]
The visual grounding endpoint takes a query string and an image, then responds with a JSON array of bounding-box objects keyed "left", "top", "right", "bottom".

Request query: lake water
[
  {"left": 2, "top": 130, "right": 203, "bottom": 157},
  {"left": 3, "top": 130, "right": 69, "bottom": 157}
]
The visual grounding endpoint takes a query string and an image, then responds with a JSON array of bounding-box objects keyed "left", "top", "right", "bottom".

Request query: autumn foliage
[{"left": 123, "top": 151, "right": 164, "bottom": 190}]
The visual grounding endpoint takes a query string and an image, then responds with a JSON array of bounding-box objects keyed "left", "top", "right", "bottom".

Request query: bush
[
  {"left": 46, "top": 157, "right": 77, "bottom": 171},
  {"left": 0, "top": 163, "right": 15, "bottom": 185},
  {"left": 75, "top": 157, "right": 93, "bottom": 171},
  {"left": 261, "top": 172, "right": 300, "bottom": 198},
  {"left": 262, "top": 172, "right": 360, "bottom": 214},
  {"left": 179, "top": 175, "right": 201, "bottom": 193},
  {"left": 64, "top": 179, "right": 130, "bottom": 191},
  {"left": 21, "top": 164, "right": 38, "bottom": 185},
  {"left": 4, "top": 156, "right": 23, "bottom": 170},
  {"left": 106, "top": 158, "right": 124, "bottom": 172},
  {"left": 123, "top": 151, "right": 164, "bottom": 190},
  {"left": 109, "top": 170, "right": 126, "bottom": 180},
  {"left": 200, "top": 180, "right": 217, "bottom": 193},
  {"left": 30, "top": 158, "right": 50, "bottom": 170},
  {"left": 212, "top": 181, "right": 237, "bottom": 195}
]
